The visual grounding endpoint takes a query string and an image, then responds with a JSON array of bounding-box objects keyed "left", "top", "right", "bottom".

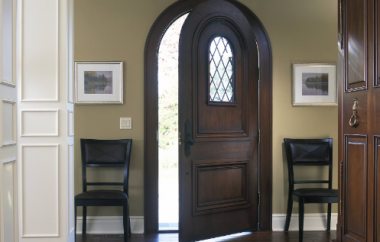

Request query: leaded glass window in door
[{"left": 209, "top": 37, "right": 234, "bottom": 102}]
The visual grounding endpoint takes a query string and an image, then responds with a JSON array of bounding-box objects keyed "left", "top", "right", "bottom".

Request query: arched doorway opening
[{"left": 144, "top": 0, "right": 273, "bottom": 239}]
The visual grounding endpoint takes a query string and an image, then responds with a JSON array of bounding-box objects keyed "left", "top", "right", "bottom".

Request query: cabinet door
[{"left": 338, "top": 0, "right": 376, "bottom": 242}]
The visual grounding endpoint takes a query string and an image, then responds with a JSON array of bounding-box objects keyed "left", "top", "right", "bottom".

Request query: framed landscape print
[
  {"left": 75, "top": 61, "right": 123, "bottom": 104},
  {"left": 292, "top": 63, "right": 337, "bottom": 106}
]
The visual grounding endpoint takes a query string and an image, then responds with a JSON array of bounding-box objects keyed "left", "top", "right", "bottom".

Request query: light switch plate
[{"left": 120, "top": 117, "right": 132, "bottom": 129}]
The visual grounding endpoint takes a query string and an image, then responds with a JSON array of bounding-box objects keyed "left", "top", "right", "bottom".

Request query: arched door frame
[{"left": 144, "top": 0, "right": 273, "bottom": 233}]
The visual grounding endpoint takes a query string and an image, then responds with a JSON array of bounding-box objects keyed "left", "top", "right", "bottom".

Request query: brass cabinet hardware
[{"left": 349, "top": 99, "right": 359, "bottom": 127}]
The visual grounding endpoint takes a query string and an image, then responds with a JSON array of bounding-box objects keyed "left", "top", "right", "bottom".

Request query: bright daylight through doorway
[{"left": 158, "top": 13, "right": 189, "bottom": 231}]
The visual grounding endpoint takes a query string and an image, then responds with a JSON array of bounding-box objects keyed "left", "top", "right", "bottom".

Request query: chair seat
[
  {"left": 292, "top": 188, "right": 338, "bottom": 197},
  {"left": 75, "top": 190, "right": 128, "bottom": 200}
]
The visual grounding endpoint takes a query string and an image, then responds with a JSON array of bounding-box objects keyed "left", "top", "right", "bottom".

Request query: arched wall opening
[{"left": 144, "top": 0, "right": 273, "bottom": 233}]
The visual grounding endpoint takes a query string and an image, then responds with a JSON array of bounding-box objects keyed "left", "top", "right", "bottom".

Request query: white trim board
[
  {"left": 1, "top": 157, "right": 17, "bottom": 164},
  {"left": 272, "top": 213, "right": 337, "bottom": 231},
  {"left": 76, "top": 216, "right": 144, "bottom": 234},
  {"left": 75, "top": 214, "right": 336, "bottom": 234}
]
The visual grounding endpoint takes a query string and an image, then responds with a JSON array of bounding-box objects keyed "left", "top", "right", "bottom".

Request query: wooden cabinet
[{"left": 337, "top": 0, "right": 378, "bottom": 241}]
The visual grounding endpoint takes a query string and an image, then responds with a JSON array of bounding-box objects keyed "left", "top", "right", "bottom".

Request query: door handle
[
  {"left": 185, "top": 119, "right": 194, "bottom": 157},
  {"left": 349, "top": 98, "right": 359, "bottom": 127}
]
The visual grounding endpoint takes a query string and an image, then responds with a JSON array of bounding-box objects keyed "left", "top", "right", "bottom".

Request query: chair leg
[
  {"left": 123, "top": 201, "right": 130, "bottom": 242},
  {"left": 327, "top": 203, "right": 332, "bottom": 231},
  {"left": 299, "top": 198, "right": 304, "bottom": 242},
  {"left": 74, "top": 204, "right": 77, "bottom": 242},
  {"left": 129, "top": 217, "right": 132, "bottom": 237},
  {"left": 284, "top": 194, "right": 293, "bottom": 231},
  {"left": 82, "top": 206, "right": 87, "bottom": 234}
]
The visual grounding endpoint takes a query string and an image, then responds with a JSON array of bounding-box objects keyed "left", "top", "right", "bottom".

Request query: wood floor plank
[{"left": 76, "top": 231, "right": 336, "bottom": 242}]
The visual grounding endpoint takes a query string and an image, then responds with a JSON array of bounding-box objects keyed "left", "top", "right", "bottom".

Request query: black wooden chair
[
  {"left": 75, "top": 139, "right": 132, "bottom": 242},
  {"left": 284, "top": 138, "right": 338, "bottom": 242}
]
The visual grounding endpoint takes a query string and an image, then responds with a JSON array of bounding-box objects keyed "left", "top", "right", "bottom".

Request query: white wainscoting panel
[
  {"left": 68, "top": 143, "right": 74, "bottom": 235},
  {"left": 75, "top": 216, "right": 144, "bottom": 234},
  {"left": 272, "top": 213, "right": 337, "bottom": 231},
  {"left": 20, "top": 0, "right": 58, "bottom": 101},
  {"left": 2, "top": 99, "right": 16, "bottom": 146},
  {"left": 3, "top": 161, "right": 15, "bottom": 242},
  {"left": 21, "top": 109, "right": 59, "bottom": 136},
  {"left": 21, "top": 145, "right": 59, "bottom": 237},
  {"left": 17, "top": 0, "right": 73, "bottom": 241}
]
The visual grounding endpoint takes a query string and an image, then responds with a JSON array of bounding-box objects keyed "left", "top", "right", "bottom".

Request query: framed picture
[
  {"left": 75, "top": 61, "right": 123, "bottom": 104},
  {"left": 292, "top": 63, "right": 337, "bottom": 106}
]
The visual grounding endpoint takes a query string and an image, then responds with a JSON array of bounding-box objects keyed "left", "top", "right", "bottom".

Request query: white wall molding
[
  {"left": 67, "top": 110, "right": 74, "bottom": 136},
  {"left": 1, "top": 98, "right": 17, "bottom": 147},
  {"left": 272, "top": 213, "right": 337, "bottom": 231},
  {"left": 75, "top": 216, "right": 144, "bottom": 234},
  {"left": 1, "top": 157, "right": 16, "bottom": 164},
  {"left": 20, "top": 0, "right": 59, "bottom": 102},
  {"left": 0, "top": 80, "right": 16, "bottom": 87},
  {"left": 2, "top": 141, "right": 16, "bottom": 147},
  {"left": 20, "top": 109, "right": 59, "bottom": 137},
  {"left": 20, "top": 144, "right": 60, "bottom": 238}
]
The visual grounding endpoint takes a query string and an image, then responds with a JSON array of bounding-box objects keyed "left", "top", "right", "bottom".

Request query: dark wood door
[
  {"left": 337, "top": 0, "right": 376, "bottom": 241},
  {"left": 178, "top": 0, "right": 259, "bottom": 241}
]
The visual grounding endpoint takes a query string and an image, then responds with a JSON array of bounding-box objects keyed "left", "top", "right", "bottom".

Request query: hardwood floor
[{"left": 76, "top": 231, "right": 336, "bottom": 242}]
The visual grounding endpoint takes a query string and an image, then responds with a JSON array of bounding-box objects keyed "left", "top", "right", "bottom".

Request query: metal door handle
[
  {"left": 185, "top": 119, "right": 194, "bottom": 157},
  {"left": 349, "top": 98, "right": 359, "bottom": 127}
]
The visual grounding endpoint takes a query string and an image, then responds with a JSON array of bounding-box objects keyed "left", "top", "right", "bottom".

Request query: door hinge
[
  {"left": 258, "top": 129, "right": 261, "bottom": 143},
  {"left": 258, "top": 67, "right": 261, "bottom": 81},
  {"left": 257, "top": 192, "right": 261, "bottom": 205}
]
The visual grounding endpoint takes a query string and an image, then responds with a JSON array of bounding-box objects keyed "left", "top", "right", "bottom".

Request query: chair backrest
[
  {"left": 284, "top": 138, "right": 333, "bottom": 192},
  {"left": 80, "top": 139, "right": 132, "bottom": 194}
]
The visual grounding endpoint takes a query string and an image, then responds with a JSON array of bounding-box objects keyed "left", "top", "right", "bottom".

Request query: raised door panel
[
  {"left": 192, "top": 159, "right": 249, "bottom": 215},
  {"left": 345, "top": 0, "right": 367, "bottom": 92},
  {"left": 344, "top": 135, "right": 367, "bottom": 242}
]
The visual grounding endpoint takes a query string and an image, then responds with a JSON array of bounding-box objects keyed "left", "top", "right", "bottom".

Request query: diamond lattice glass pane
[
  {"left": 226, "top": 83, "right": 233, "bottom": 100},
  {"left": 213, "top": 52, "right": 221, "bottom": 68},
  {"left": 209, "top": 36, "right": 234, "bottom": 102},
  {"left": 222, "top": 72, "right": 229, "bottom": 88},
  {"left": 226, "top": 61, "right": 233, "bottom": 79},
  {"left": 210, "top": 81, "right": 217, "bottom": 99},
  {"left": 213, "top": 73, "right": 221, "bottom": 87},
  {"left": 210, "top": 60, "right": 217, "bottom": 78}
]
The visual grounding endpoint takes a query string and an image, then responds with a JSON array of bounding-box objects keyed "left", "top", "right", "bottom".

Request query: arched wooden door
[
  {"left": 178, "top": 1, "right": 259, "bottom": 241},
  {"left": 144, "top": 0, "right": 273, "bottom": 237}
]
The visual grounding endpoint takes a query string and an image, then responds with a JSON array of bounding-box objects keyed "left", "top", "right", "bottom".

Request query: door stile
[{"left": 256, "top": 39, "right": 261, "bottom": 231}]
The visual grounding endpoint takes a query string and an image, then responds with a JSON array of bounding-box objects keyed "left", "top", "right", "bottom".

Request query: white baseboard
[
  {"left": 75, "top": 213, "right": 336, "bottom": 234},
  {"left": 76, "top": 216, "right": 144, "bottom": 234},
  {"left": 272, "top": 213, "right": 337, "bottom": 231}
]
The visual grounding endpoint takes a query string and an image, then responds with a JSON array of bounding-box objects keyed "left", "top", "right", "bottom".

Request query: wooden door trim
[{"left": 144, "top": 0, "right": 273, "bottom": 233}]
